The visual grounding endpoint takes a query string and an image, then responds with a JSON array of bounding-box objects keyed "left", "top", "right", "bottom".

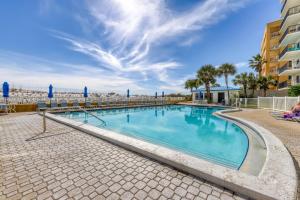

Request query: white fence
[
  {"left": 0, "top": 96, "right": 185, "bottom": 105},
  {"left": 235, "top": 96, "right": 300, "bottom": 111}
]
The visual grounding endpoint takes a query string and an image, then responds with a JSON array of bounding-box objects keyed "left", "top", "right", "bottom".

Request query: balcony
[
  {"left": 280, "top": 5, "right": 300, "bottom": 32},
  {"left": 279, "top": 43, "right": 300, "bottom": 60},
  {"left": 278, "top": 80, "right": 291, "bottom": 89},
  {"left": 278, "top": 62, "right": 300, "bottom": 76},
  {"left": 279, "top": 24, "right": 300, "bottom": 46},
  {"left": 271, "top": 31, "right": 280, "bottom": 39}
]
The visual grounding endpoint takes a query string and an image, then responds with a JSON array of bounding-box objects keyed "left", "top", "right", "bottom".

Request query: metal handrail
[{"left": 77, "top": 107, "right": 106, "bottom": 126}]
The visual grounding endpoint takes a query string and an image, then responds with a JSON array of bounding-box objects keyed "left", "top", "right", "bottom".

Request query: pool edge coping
[{"left": 44, "top": 107, "right": 297, "bottom": 200}]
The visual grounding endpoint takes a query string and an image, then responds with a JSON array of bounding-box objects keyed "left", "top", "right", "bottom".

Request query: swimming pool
[{"left": 57, "top": 105, "right": 248, "bottom": 169}]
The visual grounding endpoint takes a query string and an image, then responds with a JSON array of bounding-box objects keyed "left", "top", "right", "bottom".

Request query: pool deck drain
[{"left": 0, "top": 113, "right": 247, "bottom": 200}]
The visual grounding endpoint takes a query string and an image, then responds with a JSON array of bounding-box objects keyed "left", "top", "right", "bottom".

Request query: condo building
[
  {"left": 261, "top": 20, "right": 287, "bottom": 89},
  {"left": 278, "top": 0, "right": 300, "bottom": 89},
  {"left": 261, "top": 0, "right": 300, "bottom": 90}
]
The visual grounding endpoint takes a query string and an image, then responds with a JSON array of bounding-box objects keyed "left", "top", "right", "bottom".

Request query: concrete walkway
[
  {"left": 228, "top": 109, "right": 300, "bottom": 200},
  {"left": 0, "top": 113, "right": 247, "bottom": 200}
]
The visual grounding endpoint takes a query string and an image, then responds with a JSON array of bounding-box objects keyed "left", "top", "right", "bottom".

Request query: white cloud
[
  {"left": 49, "top": 0, "right": 249, "bottom": 92},
  {"left": 235, "top": 62, "right": 248, "bottom": 68},
  {"left": 0, "top": 50, "right": 145, "bottom": 93}
]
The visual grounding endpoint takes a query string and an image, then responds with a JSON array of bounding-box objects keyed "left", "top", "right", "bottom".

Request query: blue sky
[{"left": 0, "top": 0, "right": 281, "bottom": 94}]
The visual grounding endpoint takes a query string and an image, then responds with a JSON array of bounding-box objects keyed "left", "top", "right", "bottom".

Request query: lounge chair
[
  {"left": 271, "top": 111, "right": 300, "bottom": 122},
  {"left": 72, "top": 100, "right": 80, "bottom": 107},
  {"left": 37, "top": 101, "right": 47, "bottom": 111},
  {"left": 60, "top": 100, "right": 68, "bottom": 108},
  {"left": 96, "top": 100, "right": 103, "bottom": 108},
  {"left": 85, "top": 101, "right": 95, "bottom": 108},
  {"left": 0, "top": 103, "right": 8, "bottom": 114},
  {"left": 50, "top": 101, "right": 58, "bottom": 108}
]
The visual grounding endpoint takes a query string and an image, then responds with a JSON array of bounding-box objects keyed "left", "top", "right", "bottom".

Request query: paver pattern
[
  {"left": 228, "top": 109, "right": 300, "bottom": 200},
  {"left": 0, "top": 113, "right": 248, "bottom": 200}
]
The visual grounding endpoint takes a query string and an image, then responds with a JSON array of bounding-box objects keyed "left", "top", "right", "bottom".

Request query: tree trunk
[
  {"left": 206, "top": 84, "right": 211, "bottom": 103},
  {"left": 252, "top": 89, "right": 255, "bottom": 97},
  {"left": 243, "top": 84, "right": 247, "bottom": 98},
  {"left": 264, "top": 89, "right": 267, "bottom": 97},
  {"left": 225, "top": 75, "right": 230, "bottom": 105}
]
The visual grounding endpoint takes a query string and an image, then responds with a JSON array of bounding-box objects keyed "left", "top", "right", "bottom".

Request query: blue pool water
[{"left": 57, "top": 105, "right": 248, "bottom": 169}]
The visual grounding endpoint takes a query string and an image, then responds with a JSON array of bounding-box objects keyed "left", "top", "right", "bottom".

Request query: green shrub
[{"left": 288, "top": 84, "right": 300, "bottom": 96}]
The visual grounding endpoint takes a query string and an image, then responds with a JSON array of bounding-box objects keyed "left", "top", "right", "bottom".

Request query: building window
[
  {"left": 288, "top": 76, "right": 292, "bottom": 80},
  {"left": 296, "top": 76, "right": 300, "bottom": 83}
]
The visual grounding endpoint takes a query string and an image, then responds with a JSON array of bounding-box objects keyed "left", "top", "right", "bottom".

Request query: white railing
[{"left": 235, "top": 96, "right": 300, "bottom": 111}]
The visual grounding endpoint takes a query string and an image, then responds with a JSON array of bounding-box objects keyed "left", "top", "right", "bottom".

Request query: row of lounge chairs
[{"left": 37, "top": 100, "right": 168, "bottom": 111}]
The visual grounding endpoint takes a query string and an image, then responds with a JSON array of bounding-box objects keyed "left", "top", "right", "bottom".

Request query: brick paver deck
[
  {"left": 0, "top": 113, "right": 248, "bottom": 200},
  {"left": 228, "top": 109, "right": 300, "bottom": 200}
]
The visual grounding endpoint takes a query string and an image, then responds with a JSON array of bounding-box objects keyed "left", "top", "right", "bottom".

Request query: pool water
[{"left": 57, "top": 105, "right": 248, "bottom": 169}]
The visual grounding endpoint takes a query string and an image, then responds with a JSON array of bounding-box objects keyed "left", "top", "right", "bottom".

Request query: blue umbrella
[
  {"left": 48, "top": 84, "right": 53, "bottom": 99},
  {"left": 127, "top": 89, "right": 130, "bottom": 98},
  {"left": 84, "top": 86, "right": 88, "bottom": 98},
  {"left": 2, "top": 82, "right": 9, "bottom": 98},
  {"left": 155, "top": 92, "right": 157, "bottom": 99}
]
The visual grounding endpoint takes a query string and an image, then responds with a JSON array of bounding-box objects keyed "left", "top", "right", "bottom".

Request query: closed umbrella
[
  {"left": 48, "top": 84, "right": 53, "bottom": 105},
  {"left": 127, "top": 89, "right": 130, "bottom": 98},
  {"left": 84, "top": 86, "right": 88, "bottom": 103},
  {"left": 127, "top": 89, "right": 130, "bottom": 106},
  {"left": 2, "top": 82, "right": 9, "bottom": 104},
  {"left": 155, "top": 92, "right": 157, "bottom": 99}
]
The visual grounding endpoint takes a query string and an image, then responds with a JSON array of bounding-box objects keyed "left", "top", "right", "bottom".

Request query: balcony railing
[
  {"left": 278, "top": 81, "right": 288, "bottom": 89},
  {"left": 281, "top": 5, "right": 300, "bottom": 29},
  {"left": 279, "top": 24, "right": 300, "bottom": 43},
  {"left": 281, "top": 0, "right": 287, "bottom": 13},
  {"left": 278, "top": 62, "right": 292, "bottom": 74},
  {"left": 271, "top": 32, "right": 280, "bottom": 38},
  {"left": 279, "top": 43, "right": 300, "bottom": 59}
]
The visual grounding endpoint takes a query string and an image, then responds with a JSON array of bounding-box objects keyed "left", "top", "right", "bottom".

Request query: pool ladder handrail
[{"left": 77, "top": 107, "right": 106, "bottom": 126}]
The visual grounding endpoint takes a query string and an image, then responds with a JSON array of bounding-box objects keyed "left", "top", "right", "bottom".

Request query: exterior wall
[
  {"left": 278, "top": 0, "right": 300, "bottom": 88},
  {"left": 192, "top": 91, "right": 239, "bottom": 104},
  {"left": 261, "top": 19, "right": 288, "bottom": 90}
]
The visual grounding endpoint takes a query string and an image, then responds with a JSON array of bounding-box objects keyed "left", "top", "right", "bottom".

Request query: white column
[
  {"left": 192, "top": 92, "right": 196, "bottom": 103},
  {"left": 257, "top": 96, "right": 260, "bottom": 109},
  {"left": 284, "top": 96, "right": 287, "bottom": 111}
]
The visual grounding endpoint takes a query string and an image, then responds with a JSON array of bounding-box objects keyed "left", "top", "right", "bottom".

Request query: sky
[{"left": 0, "top": 0, "right": 281, "bottom": 94}]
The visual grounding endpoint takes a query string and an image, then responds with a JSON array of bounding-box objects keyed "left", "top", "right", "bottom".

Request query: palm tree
[
  {"left": 218, "top": 63, "right": 236, "bottom": 105},
  {"left": 184, "top": 79, "right": 195, "bottom": 93},
  {"left": 233, "top": 73, "right": 249, "bottom": 98},
  {"left": 184, "top": 79, "right": 200, "bottom": 92},
  {"left": 257, "top": 75, "right": 277, "bottom": 97},
  {"left": 249, "top": 54, "right": 264, "bottom": 75},
  {"left": 247, "top": 73, "right": 258, "bottom": 97},
  {"left": 197, "top": 65, "right": 218, "bottom": 103}
]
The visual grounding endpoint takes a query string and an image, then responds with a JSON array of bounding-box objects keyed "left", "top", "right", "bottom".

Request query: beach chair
[
  {"left": 96, "top": 100, "right": 103, "bottom": 108},
  {"left": 60, "top": 100, "right": 68, "bottom": 108},
  {"left": 37, "top": 101, "right": 47, "bottom": 111},
  {"left": 0, "top": 103, "right": 8, "bottom": 114},
  {"left": 50, "top": 101, "right": 58, "bottom": 108},
  {"left": 271, "top": 111, "right": 300, "bottom": 122},
  {"left": 72, "top": 100, "right": 80, "bottom": 108},
  {"left": 85, "top": 101, "right": 95, "bottom": 108}
]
